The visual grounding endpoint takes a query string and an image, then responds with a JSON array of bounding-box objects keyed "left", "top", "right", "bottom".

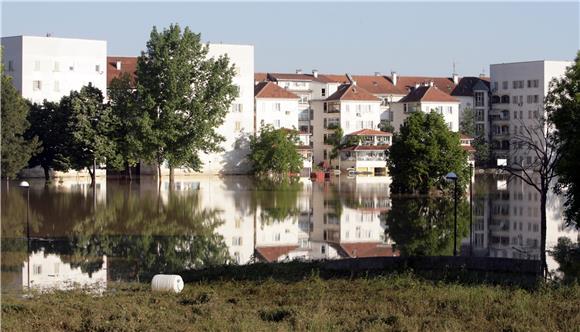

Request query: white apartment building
[
  {"left": 311, "top": 82, "right": 382, "bottom": 167},
  {"left": 1, "top": 35, "right": 107, "bottom": 104},
  {"left": 254, "top": 81, "right": 312, "bottom": 175},
  {"left": 489, "top": 60, "right": 572, "bottom": 166},
  {"left": 254, "top": 81, "right": 300, "bottom": 131},
  {"left": 391, "top": 84, "right": 460, "bottom": 132}
]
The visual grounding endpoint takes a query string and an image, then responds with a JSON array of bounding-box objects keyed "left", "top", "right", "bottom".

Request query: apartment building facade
[
  {"left": 489, "top": 60, "right": 572, "bottom": 166},
  {"left": 1, "top": 35, "right": 107, "bottom": 104},
  {"left": 310, "top": 82, "right": 382, "bottom": 166}
]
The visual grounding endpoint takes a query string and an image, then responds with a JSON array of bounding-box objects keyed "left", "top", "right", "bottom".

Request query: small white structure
[
  {"left": 1, "top": 35, "right": 107, "bottom": 104},
  {"left": 340, "top": 129, "right": 392, "bottom": 176},
  {"left": 254, "top": 81, "right": 300, "bottom": 131}
]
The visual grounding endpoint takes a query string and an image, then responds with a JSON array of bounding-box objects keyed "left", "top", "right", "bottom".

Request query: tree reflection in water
[
  {"left": 383, "top": 196, "right": 469, "bottom": 256},
  {"left": 251, "top": 178, "right": 303, "bottom": 224},
  {"left": 1, "top": 182, "right": 232, "bottom": 281}
]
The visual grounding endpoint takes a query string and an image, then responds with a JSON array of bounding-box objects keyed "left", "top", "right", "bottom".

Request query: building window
[
  {"left": 95, "top": 64, "right": 101, "bottom": 72},
  {"left": 232, "top": 103, "right": 243, "bottom": 112},
  {"left": 493, "top": 81, "right": 498, "bottom": 91},
  {"left": 54, "top": 81, "right": 60, "bottom": 92},
  {"left": 323, "top": 150, "right": 327, "bottom": 159},
  {"left": 234, "top": 121, "right": 241, "bottom": 131},
  {"left": 403, "top": 103, "right": 408, "bottom": 113},
  {"left": 502, "top": 81, "right": 508, "bottom": 90},
  {"left": 274, "top": 119, "right": 281, "bottom": 128},
  {"left": 299, "top": 95, "right": 308, "bottom": 104},
  {"left": 321, "top": 88, "right": 326, "bottom": 97},
  {"left": 53, "top": 61, "right": 60, "bottom": 72},
  {"left": 34, "top": 60, "right": 40, "bottom": 71},
  {"left": 7, "top": 60, "right": 14, "bottom": 72},
  {"left": 33, "top": 80, "right": 42, "bottom": 91},
  {"left": 33, "top": 264, "right": 42, "bottom": 275},
  {"left": 274, "top": 103, "right": 281, "bottom": 111},
  {"left": 447, "top": 106, "right": 453, "bottom": 114},
  {"left": 232, "top": 237, "right": 243, "bottom": 246},
  {"left": 475, "top": 92, "right": 484, "bottom": 107},
  {"left": 533, "top": 95, "right": 539, "bottom": 103},
  {"left": 69, "top": 64, "right": 75, "bottom": 71}
]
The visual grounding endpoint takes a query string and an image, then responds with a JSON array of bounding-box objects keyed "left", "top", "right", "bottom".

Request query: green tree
[
  {"left": 549, "top": 51, "right": 580, "bottom": 228},
  {"left": 108, "top": 73, "right": 154, "bottom": 180},
  {"left": 61, "top": 84, "right": 116, "bottom": 185},
  {"left": 136, "top": 24, "right": 238, "bottom": 180},
  {"left": 251, "top": 178, "right": 302, "bottom": 223},
  {"left": 387, "top": 111, "right": 469, "bottom": 194},
  {"left": 378, "top": 120, "right": 395, "bottom": 133},
  {"left": 550, "top": 237, "right": 580, "bottom": 284},
  {"left": 1, "top": 70, "right": 40, "bottom": 179},
  {"left": 472, "top": 135, "right": 491, "bottom": 166},
  {"left": 459, "top": 107, "right": 475, "bottom": 137},
  {"left": 27, "top": 101, "right": 72, "bottom": 181},
  {"left": 249, "top": 125, "right": 302, "bottom": 179},
  {"left": 326, "top": 126, "right": 343, "bottom": 168}
]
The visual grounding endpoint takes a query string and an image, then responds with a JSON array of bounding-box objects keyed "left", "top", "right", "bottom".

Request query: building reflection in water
[{"left": 2, "top": 174, "right": 578, "bottom": 292}]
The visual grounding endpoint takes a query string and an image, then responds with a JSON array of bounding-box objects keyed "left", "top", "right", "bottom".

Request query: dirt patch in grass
[{"left": 2, "top": 275, "right": 579, "bottom": 331}]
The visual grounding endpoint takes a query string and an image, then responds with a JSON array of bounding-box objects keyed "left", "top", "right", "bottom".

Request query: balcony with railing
[{"left": 325, "top": 102, "right": 341, "bottom": 114}]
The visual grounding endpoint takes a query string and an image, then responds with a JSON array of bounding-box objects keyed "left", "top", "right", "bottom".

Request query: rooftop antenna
[{"left": 452, "top": 60, "right": 456, "bottom": 75}]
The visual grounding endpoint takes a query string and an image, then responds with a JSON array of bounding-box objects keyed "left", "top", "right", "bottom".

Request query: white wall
[
  {"left": 198, "top": 43, "right": 255, "bottom": 174},
  {"left": 1, "top": 36, "right": 107, "bottom": 104},
  {"left": 255, "top": 97, "right": 299, "bottom": 131}
]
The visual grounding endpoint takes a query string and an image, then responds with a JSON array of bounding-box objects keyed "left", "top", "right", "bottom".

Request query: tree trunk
[
  {"left": 169, "top": 166, "right": 175, "bottom": 186},
  {"left": 88, "top": 166, "right": 95, "bottom": 187},
  {"left": 43, "top": 166, "right": 50, "bottom": 183},
  {"left": 540, "top": 188, "right": 548, "bottom": 278}
]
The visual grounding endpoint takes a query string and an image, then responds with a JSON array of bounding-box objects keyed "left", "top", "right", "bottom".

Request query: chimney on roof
[
  {"left": 296, "top": 69, "right": 303, "bottom": 74},
  {"left": 374, "top": 71, "right": 381, "bottom": 76},
  {"left": 479, "top": 73, "right": 486, "bottom": 78},
  {"left": 312, "top": 69, "right": 318, "bottom": 78},
  {"left": 116, "top": 61, "right": 122, "bottom": 70},
  {"left": 414, "top": 83, "right": 420, "bottom": 89},
  {"left": 391, "top": 71, "right": 398, "bottom": 86},
  {"left": 46, "top": 33, "right": 52, "bottom": 37},
  {"left": 429, "top": 81, "right": 434, "bottom": 87},
  {"left": 346, "top": 73, "right": 356, "bottom": 86},
  {"left": 452, "top": 73, "right": 459, "bottom": 84}
]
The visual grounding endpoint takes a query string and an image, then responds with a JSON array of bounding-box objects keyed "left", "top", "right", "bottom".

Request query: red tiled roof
[
  {"left": 255, "top": 246, "right": 299, "bottom": 263},
  {"left": 107, "top": 56, "right": 137, "bottom": 87},
  {"left": 391, "top": 76, "right": 456, "bottom": 94},
  {"left": 341, "top": 144, "right": 390, "bottom": 151},
  {"left": 347, "top": 129, "right": 392, "bottom": 136},
  {"left": 460, "top": 133, "right": 474, "bottom": 140},
  {"left": 296, "top": 145, "right": 312, "bottom": 150},
  {"left": 325, "top": 84, "right": 380, "bottom": 101},
  {"left": 398, "top": 86, "right": 459, "bottom": 103},
  {"left": 339, "top": 243, "right": 399, "bottom": 258},
  {"left": 462, "top": 145, "right": 476, "bottom": 152},
  {"left": 255, "top": 82, "right": 300, "bottom": 99},
  {"left": 268, "top": 72, "right": 327, "bottom": 83},
  {"left": 255, "top": 72, "right": 268, "bottom": 82},
  {"left": 317, "top": 74, "right": 407, "bottom": 95}
]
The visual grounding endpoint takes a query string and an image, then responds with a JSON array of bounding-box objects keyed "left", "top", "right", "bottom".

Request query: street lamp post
[
  {"left": 469, "top": 164, "right": 473, "bottom": 256},
  {"left": 19, "top": 181, "right": 30, "bottom": 290},
  {"left": 445, "top": 172, "right": 458, "bottom": 256}
]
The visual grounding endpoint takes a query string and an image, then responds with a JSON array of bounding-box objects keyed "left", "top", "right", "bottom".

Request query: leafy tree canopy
[
  {"left": 549, "top": 51, "right": 580, "bottom": 228},
  {"left": 1, "top": 69, "right": 40, "bottom": 178},
  {"left": 387, "top": 111, "right": 469, "bottom": 194},
  {"left": 249, "top": 125, "right": 303, "bottom": 178},
  {"left": 136, "top": 24, "right": 238, "bottom": 174}
]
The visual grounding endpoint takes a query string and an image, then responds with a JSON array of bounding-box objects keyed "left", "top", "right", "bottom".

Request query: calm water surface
[{"left": 1, "top": 174, "right": 577, "bottom": 292}]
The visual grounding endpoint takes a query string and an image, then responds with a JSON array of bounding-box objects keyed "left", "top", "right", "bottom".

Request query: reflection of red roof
[
  {"left": 296, "top": 145, "right": 312, "bottom": 150},
  {"left": 341, "top": 145, "right": 390, "bottom": 151},
  {"left": 107, "top": 56, "right": 137, "bottom": 87},
  {"left": 339, "top": 243, "right": 399, "bottom": 258},
  {"left": 348, "top": 129, "right": 392, "bottom": 136},
  {"left": 460, "top": 133, "right": 474, "bottom": 140},
  {"left": 255, "top": 246, "right": 299, "bottom": 262}
]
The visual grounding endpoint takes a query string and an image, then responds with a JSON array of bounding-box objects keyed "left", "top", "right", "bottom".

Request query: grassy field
[{"left": 2, "top": 273, "right": 579, "bottom": 331}]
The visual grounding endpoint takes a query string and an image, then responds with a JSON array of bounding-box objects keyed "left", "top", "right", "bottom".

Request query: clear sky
[{"left": 2, "top": 1, "right": 578, "bottom": 76}]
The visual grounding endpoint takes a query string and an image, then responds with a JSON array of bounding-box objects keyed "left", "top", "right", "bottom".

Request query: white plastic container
[{"left": 151, "top": 274, "right": 184, "bottom": 293}]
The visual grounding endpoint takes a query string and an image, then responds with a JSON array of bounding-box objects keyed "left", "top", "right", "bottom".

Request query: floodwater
[{"left": 1, "top": 174, "right": 577, "bottom": 292}]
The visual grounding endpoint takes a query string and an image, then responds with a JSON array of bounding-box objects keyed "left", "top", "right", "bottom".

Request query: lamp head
[
  {"left": 19, "top": 181, "right": 30, "bottom": 188},
  {"left": 445, "top": 172, "right": 458, "bottom": 181}
]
